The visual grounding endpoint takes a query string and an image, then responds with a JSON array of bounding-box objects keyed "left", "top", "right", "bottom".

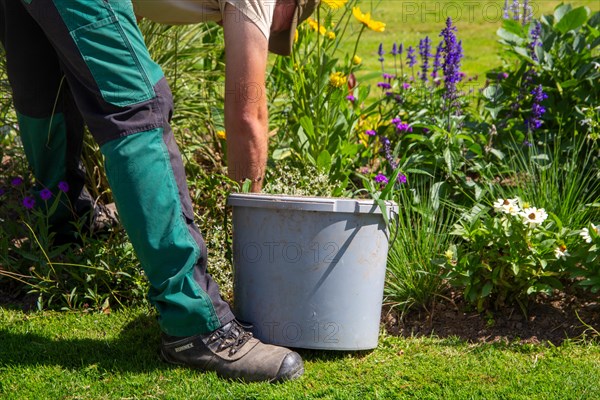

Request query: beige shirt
[{"left": 132, "top": 0, "right": 276, "bottom": 40}]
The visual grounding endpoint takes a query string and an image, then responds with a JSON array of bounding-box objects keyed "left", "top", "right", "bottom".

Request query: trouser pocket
[{"left": 70, "top": 15, "right": 154, "bottom": 107}]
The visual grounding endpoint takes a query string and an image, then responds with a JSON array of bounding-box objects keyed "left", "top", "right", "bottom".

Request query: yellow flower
[
  {"left": 326, "top": 31, "right": 336, "bottom": 40},
  {"left": 322, "top": 0, "right": 348, "bottom": 10},
  {"left": 329, "top": 72, "right": 347, "bottom": 88},
  {"left": 307, "top": 17, "right": 326, "bottom": 35},
  {"left": 352, "top": 7, "right": 386, "bottom": 32},
  {"left": 216, "top": 130, "right": 226, "bottom": 139},
  {"left": 352, "top": 55, "right": 362, "bottom": 65}
]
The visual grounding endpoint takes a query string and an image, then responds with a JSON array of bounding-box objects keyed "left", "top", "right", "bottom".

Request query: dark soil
[{"left": 383, "top": 289, "right": 600, "bottom": 345}]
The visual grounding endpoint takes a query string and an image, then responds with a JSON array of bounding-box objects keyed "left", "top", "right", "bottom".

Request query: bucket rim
[{"left": 227, "top": 193, "right": 398, "bottom": 215}]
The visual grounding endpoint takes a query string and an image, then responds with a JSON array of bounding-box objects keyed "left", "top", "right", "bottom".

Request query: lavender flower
[
  {"left": 365, "top": 129, "right": 377, "bottom": 136},
  {"left": 374, "top": 174, "right": 389, "bottom": 186},
  {"left": 391, "top": 43, "right": 399, "bottom": 56},
  {"left": 402, "top": 82, "right": 411, "bottom": 90},
  {"left": 377, "top": 82, "right": 392, "bottom": 90},
  {"left": 528, "top": 21, "right": 542, "bottom": 62},
  {"left": 397, "top": 174, "right": 407, "bottom": 184},
  {"left": 40, "top": 188, "right": 52, "bottom": 201},
  {"left": 346, "top": 94, "right": 356, "bottom": 102},
  {"left": 406, "top": 46, "right": 417, "bottom": 68},
  {"left": 11, "top": 177, "right": 23, "bottom": 186},
  {"left": 23, "top": 196, "right": 35, "bottom": 209},
  {"left": 382, "top": 73, "right": 395, "bottom": 80},
  {"left": 419, "top": 36, "right": 432, "bottom": 82},
  {"left": 58, "top": 181, "right": 69, "bottom": 193}
]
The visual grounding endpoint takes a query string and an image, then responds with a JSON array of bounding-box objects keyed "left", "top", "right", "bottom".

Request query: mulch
[{"left": 382, "top": 289, "right": 600, "bottom": 345}]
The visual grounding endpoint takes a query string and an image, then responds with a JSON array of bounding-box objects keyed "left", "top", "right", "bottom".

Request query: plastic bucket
[{"left": 227, "top": 193, "right": 398, "bottom": 350}]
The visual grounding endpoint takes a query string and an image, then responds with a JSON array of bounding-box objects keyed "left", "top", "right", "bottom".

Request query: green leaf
[
  {"left": 482, "top": 84, "right": 504, "bottom": 102},
  {"left": 554, "top": 4, "right": 573, "bottom": 24},
  {"left": 316, "top": 149, "right": 332, "bottom": 172},
  {"left": 555, "top": 7, "right": 590, "bottom": 34},
  {"left": 497, "top": 28, "right": 524, "bottom": 45},
  {"left": 481, "top": 281, "right": 493, "bottom": 298}
]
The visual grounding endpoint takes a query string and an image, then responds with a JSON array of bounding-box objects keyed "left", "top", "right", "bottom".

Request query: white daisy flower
[
  {"left": 580, "top": 223, "right": 598, "bottom": 243},
  {"left": 520, "top": 207, "right": 548, "bottom": 225},
  {"left": 554, "top": 245, "right": 569, "bottom": 260},
  {"left": 493, "top": 198, "right": 520, "bottom": 215}
]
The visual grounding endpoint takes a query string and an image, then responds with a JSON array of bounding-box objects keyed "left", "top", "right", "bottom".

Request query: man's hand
[{"left": 223, "top": 3, "right": 269, "bottom": 192}]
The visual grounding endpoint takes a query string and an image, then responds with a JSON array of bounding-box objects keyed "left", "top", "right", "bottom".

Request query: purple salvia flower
[
  {"left": 377, "top": 82, "right": 392, "bottom": 90},
  {"left": 382, "top": 73, "right": 395, "bottom": 80},
  {"left": 431, "top": 41, "right": 443, "bottom": 80},
  {"left": 419, "top": 36, "right": 432, "bottom": 82},
  {"left": 378, "top": 42, "right": 385, "bottom": 65},
  {"left": 503, "top": 0, "right": 510, "bottom": 19},
  {"left": 406, "top": 46, "right": 417, "bottom": 68},
  {"left": 498, "top": 72, "right": 509, "bottom": 80},
  {"left": 528, "top": 21, "right": 542, "bottom": 62},
  {"left": 11, "top": 177, "right": 23, "bottom": 186},
  {"left": 346, "top": 94, "right": 356, "bottom": 102},
  {"left": 23, "top": 196, "right": 35, "bottom": 209},
  {"left": 528, "top": 84, "right": 548, "bottom": 132},
  {"left": 397, "top": 174, "right": 407, "bottom": 184},
  {"left": 402, "top": 82, "right": 411, "bottom": 90},
  {"left": 511, "top": 0, "right": 521, "bottom": 21},
  {"left": 522, "top": 0, "right": 533, "bottom": 25},
  {"left": 440, "top": 18, "right": 463, "bottom": 115},
  {"left": 40, "top": 188, "right": 52, "bottom": 201},
  {"left": 58, "top": 181, "right": 69, "bottom": 193},
  {"left": 398, "top": 43, "right": 404, "bottom": 56},
  {"left": 391, "top": 43, "right": 398, "bottom": 56},
  {"left": 365, "top": 129, "right": 377, "bottom": 136}
]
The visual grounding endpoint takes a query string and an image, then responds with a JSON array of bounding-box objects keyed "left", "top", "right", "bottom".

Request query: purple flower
[
  {"left": 396, "top": 122, "right": 413, "bottom": 133},
  {"left": 440, "top": 18, "right": 463, "bottom": 115},
  {"left": 511, "top": 0, "right": 521, "bottom": 22},
  {"left": 58, "top": 181, "right": 69, "bottom": 193},
  {"left": 377, "top": 82, "right": 392, "bottom": 90},
  {"left": 406, "top": 46, "right": 417, "bottom": 68},
  {"left": 0, "top": 187, "right": 5, "bottom": 196},
  {"left": 391, "top": 43, "right": 398, "bottom": 56},
  {"left": 528, "top": 84, "right": 548, "bottom": 131},
  {"left": 503, "top": 0, "right": 510, "bottom": 19},
  {"left": 382, "top": 73, "right": 395, "bottom": 80},
  {"left": 11, "top": 177, "right": 23, "bottom": 186},
  {"left": 379, "top": 136, "right": 398, "bottom": 170},
  {"left": 522, "top": 0, "right": 533, "bottom": 25},
  {"left": 374, "top": 174, "right": 389, "bottom": 185},
  {"left": 346, "top": 94, "right": 356, "bottom": 102},
  {"left": 402, "top": 82, "right": 411, "bottom": 90},
  {"left": 397, "top": 174, "right": 407, "bottom": 184},
  {"left": 378, "top": 43, "right": 385, "bottom": 63},
  {"left": 498, "top": 72, "right": 509, "bottom": 80},
  {"left": 23, "top": 196, "right": 35, "bottom": 209},
  {"left": 365, "top": 129, "right": 377, "bottom": 136},
  {"left": 40, "top": 188, "right": 52, "bottom": 201},
  {"left": 431, "top": 41, "right": 444, "bottom": 80},
  {"left": 528, "top": 22, "right": 543, "bottom": 62},
  {"left": 419, "top": 36, "right": 432, "bottom": 82}
]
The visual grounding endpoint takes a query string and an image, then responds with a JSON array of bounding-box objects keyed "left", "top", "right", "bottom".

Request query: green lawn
[
  {"left": 1, "top": 306, "right": 599, "bottom": 399},
  {"left": 343, "top": 0, "right": 600, "bottom": 81}
]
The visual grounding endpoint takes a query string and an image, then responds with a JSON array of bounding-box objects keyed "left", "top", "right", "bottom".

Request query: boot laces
[{"left": 209, "top": 321, "right": 253, "bottom": 356}]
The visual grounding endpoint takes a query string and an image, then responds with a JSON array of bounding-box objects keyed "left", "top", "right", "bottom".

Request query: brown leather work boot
[{"left": 160, "top": 320, "right": 304, "bottom": 383}]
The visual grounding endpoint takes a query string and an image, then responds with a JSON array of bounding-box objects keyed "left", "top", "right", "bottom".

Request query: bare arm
[{"left": 223, "top": 3, "right": 269, "bottom": 192}]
